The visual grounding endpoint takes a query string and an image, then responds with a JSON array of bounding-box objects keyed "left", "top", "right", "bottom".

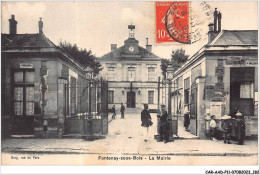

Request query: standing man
[
  {"left": 141, "top": 104, "right": 152, "bottom": 142},
  {"left": 157, "top": 105, "right": 169, "bottom": 143},
  {"left": 120, "top": 103, "right": 125, "bottom": 119}
]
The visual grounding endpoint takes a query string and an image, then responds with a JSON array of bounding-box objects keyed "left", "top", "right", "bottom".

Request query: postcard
[{"left": 1, "top": 1, "right": 258, "bottom": 170}]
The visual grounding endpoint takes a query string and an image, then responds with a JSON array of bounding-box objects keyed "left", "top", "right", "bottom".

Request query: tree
[
  {"left": 160, "top": 49, "right": 189, "bottom": 79},
  {"left": 58, "top": 40, "right": 102, "bottom": 76},
  {"left": 160, "top": 58, "right": 171, "bottom": 79},
  {"left": 171, "top": 48, "right": 189, "bottom": 66}
]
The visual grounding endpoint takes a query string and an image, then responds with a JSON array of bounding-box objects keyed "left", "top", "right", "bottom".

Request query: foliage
[
  {"left": 160, "top": 49, "right": 189, "bottom": 79},
  {"left": 58, "top": 40, "right": 102, "bottom": 76},
  {"left": 160, "top": 59, "right": 171, "bottom": 79},
  {"left": 171, "top": 48, "right": 189, "bottom": 66}
]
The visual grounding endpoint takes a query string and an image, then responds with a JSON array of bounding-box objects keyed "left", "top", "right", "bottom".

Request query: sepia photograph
[{"left": 0, "top": 0, "right": 259, "bottom": 172}]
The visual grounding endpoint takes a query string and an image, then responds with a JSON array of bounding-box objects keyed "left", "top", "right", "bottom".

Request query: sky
[{"left": 1, "top": 1, "right": 258, "bottom": 59}]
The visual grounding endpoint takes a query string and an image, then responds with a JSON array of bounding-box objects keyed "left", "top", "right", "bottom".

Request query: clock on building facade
[{"left": 128, "top": 46, "right": 135, "bottom": 52}]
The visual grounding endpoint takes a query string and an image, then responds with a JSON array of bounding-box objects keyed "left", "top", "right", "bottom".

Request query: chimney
[
  {"left": 218, "top": 12, "right": 222, "bottom": 32},
  {"left": 208, "top": 23, "right": 218, "bottom": 43},
  {"left": 9, "top": 15, "right": 17, "bottom": 35},
  {"left": 213, "top": 8, "right": 218, "bottom": 32},
  {"left": 111, "top": 44, "right": 117, "bottom": 51},
  {"left": 146, "top": 38, "right": 152, "bottom": 52},
  {"left": 208, "top": 8, "right": 222, "bottom": 43}
]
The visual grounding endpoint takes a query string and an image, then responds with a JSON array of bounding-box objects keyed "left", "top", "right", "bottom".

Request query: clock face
[{"left": 129, "top": 46, "right": 135, "bottom": 52}]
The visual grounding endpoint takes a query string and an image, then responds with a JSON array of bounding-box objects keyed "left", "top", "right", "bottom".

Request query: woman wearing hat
[{"left": 235, "top": 112, "right": 246, "bottom": 145}]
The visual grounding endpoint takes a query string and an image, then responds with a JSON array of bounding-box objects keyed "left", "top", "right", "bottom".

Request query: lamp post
[
  {"left": 84, "top": 67, "right": 94, "bottom": 140},
  {"left": 166, "top": 64, "right": 176, "bottom": 115},
  {"left": 166, "top": 63, "right": 178, "bottom": 141}
]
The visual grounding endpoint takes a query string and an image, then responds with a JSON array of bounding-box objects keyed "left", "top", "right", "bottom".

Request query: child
[
  {"left": 221, "top": 115, "right": 232, "bottom": 144},
  {"left": 210, "top": 115, "right": 217, "bottom": 141}
]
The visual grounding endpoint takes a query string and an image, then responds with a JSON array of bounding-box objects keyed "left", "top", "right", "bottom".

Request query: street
[{"left": 1, "top": 108, "right": 258, "bottom": 165}]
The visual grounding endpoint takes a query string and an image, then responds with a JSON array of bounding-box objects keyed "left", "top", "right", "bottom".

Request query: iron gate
[
  {"left": 157, "top": 77, "right": 178, "bottom": 137},
  {"left": 64, "top": 78, "right": 108, "bottom": 136}
]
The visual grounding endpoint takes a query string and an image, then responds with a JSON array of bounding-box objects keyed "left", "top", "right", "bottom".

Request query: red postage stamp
[{"left": 155, "top": 1, "right": 189, "bottom": 44}]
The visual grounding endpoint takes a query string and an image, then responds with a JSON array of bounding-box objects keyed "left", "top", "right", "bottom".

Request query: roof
[
  {"left": 1, "top": 34, "right": 56, "bottom": 48},
  {"left": 99, "top": 45, "right": 161, "bottom": 61},
  {"left": 208, "top": 30, "right": 258, "bottom": 46},
  {"left": 173, "top": 30, "right": 258, "bottom": 77},
  {"left": 1, "top": 33, "right": 87, "bottom": 71}
]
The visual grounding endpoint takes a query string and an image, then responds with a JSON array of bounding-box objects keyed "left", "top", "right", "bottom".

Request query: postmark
[
  {"left": 155, "top": 1, "right": 214, "bottom": 45},
  {"left": 165, "top": 1, "right": 190, "bottom": 44}
]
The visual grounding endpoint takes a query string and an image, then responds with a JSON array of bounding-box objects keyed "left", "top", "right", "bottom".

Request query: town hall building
[{"left": 98, "top": 25, "right": 162, "bottom": 109}]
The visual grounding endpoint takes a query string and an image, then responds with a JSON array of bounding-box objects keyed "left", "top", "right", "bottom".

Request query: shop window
[
  {"left": 240, "top": 82, "right": 253, "bottom": 98},
  {"left": 13, "top": 70, "right": 35, "bottom": 116},
  {"left": 148, "top": 67, "right": 156, "bottom": 81},
  {"left": 232, "top": 82, "right": 254, "bottom": 99},
  {"left": 148, "top": 90, "right": 154, "bottom": 104},
  {"left": 107, "top": 67, "right": 115, "bottom": 81},
  {"left": 108, "top": 90, "right": 114, "bottom": 104}
]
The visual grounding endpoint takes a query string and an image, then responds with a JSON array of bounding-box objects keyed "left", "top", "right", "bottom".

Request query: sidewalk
[
  {"left": 2, "top": 110, "right": 258, "bottom": 156},
  {"left": 1, "top": 137, "right": 258, "bottom": 156}
]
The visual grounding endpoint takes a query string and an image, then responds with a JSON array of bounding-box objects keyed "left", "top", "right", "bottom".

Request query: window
[
  {"left": 70, "top": 76, "right": 77, "bottom": 115},
  {"left": 148, "top": 67, "right": 156, "bottom": 81},
  {"left": 128, "top": 67, "right": 135, "bottom": 81},
  {"left": 13, "top": 70, "right": 35, "bottom": 116},
  {"left": 107, "top": 67, "right": 115, "bottom": 81},
  {"left": 148, "top": 91, "right": 154, "bottom": 104},
  {"left": 108, "top": 90, "right": 114, "bottom": 104},
  {"left": 240, "top": 82, "right": 253, "bottom": 98}
]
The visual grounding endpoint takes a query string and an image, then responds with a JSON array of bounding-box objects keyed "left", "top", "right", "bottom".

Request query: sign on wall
[
  {"left": 226, "top": 56, "right": 244, "bottom": 65},
  {"left": 20, "top": 63, "right": 33, "bottom": 68}
]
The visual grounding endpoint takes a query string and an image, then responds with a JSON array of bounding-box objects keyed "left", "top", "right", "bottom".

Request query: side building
[
  {"left": 2, "top": 15, "right": 93, "bottom": 138},
  {"left": 170, "top": 9, "right": 258, "bottom": 138},
  {"left": 98, "top": 25, "right": 163, "bottom": 109}
]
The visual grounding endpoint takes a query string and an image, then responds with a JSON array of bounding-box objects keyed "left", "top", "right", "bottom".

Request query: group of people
[
  {"left": 111, "top": 103, "right": 125, "bottom": 119},
  {"left": 209, "top": 110, "right": 246, "bottom": 145},
  {"left": 141, "top": 104, "right": 170, "bottom": 143}
]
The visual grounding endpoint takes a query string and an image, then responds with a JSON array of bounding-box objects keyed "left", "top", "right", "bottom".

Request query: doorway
[
  {"left": 190, "top": 84, "right": 198, "bottom": 135},
  {"left": 230, "top": 67, "right": 255, "bottom": 116},
  {"left": 127, "top": 92, "right": 136, "bottom": 108}
]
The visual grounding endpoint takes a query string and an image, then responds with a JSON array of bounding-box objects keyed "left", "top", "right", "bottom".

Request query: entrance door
[
  {"left": 127, "top": 92, "right": 136, "bottom": 108},
  {"left": 190, "top": 84, "right": 198, "bottom": 135},
  {"left": 230, "top": 68, "right": 255, "bottom": 116}
]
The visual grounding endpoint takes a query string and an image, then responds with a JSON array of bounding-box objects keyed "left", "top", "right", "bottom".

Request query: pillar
[
  {"left": 196, "top": 77, "right": 206, "bottom": 139},
  {"left": 57, "top": 79, "right": 67, "bottom": 138}
]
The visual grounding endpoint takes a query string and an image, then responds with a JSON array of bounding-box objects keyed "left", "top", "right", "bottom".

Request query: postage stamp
[
  {"left": 155, "top": 1, "right": 215, "bottom": 45},
  {"left": 156, "top": 1, "right": 189, "bottom": 44}
]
